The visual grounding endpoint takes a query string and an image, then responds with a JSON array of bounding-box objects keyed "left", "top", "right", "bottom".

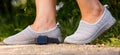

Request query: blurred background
[{"left": 0, "top": 0, "right": 120, "bottom": 46}]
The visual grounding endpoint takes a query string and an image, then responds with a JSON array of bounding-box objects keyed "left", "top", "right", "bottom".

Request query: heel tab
[
  {"left": 56, "top": 22, "right": 59, "bottom": 26},
  {"left": 104, "top": 4, "right": 109, "bottom": 8},
  {"left": 56, "top": 22, "right": 61, "bottom": 27}
]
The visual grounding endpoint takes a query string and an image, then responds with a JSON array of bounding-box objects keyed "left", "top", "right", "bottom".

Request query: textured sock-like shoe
[
  {"left": 3, "top": 24, "right": 62, "bottom": 44},
  {"left": 64, "top": 6, "right": 116, "bottom": 44}
]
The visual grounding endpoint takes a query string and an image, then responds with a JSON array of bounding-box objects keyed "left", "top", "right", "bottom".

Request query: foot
[
  {"left": 64, "top": 6, "right": 116, "bottom": 44},
  {"left": 3, "top": 24, "right": 62, "bottom": 44}
]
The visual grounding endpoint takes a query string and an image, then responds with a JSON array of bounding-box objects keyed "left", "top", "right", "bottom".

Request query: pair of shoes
[
  {"left": 3, "top": 5, "right": 116, "bottom": 45},
  {"left": 3, "top": 24, "right": 62, "bottom": 44}
]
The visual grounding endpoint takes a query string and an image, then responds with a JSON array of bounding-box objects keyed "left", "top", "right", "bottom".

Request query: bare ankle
[
  {"left": 30, "top": 21, "right": 56, "bottom": 32},
  {"left": 82, "top": 6, "right": 105, "bottom": 23}
]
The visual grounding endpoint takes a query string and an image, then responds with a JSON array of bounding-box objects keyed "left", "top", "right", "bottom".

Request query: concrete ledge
[{"left": 0, "top": 43, "right": 120, "bottom": 55}]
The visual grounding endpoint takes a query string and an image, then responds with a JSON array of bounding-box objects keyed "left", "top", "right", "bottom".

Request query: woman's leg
[
  {"left": 77, "top": 0, "right": 104, "bottom": 23},
  {"left": 64, "top": 0, "right": 116, "bottom": 44},
  {"left": 3, "top": 0, "right": 62, "bottom": 44},
  {"left": 31, "top": 0, "right": 56, "bottom": 32}
]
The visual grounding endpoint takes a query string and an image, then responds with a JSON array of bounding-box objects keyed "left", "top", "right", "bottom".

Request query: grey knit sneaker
[
  {"left": 3, "top": 24, "right": 62, "bottom": 45},
  {"left": 64, "top": 6, "right": 116, "bottom": 44}
]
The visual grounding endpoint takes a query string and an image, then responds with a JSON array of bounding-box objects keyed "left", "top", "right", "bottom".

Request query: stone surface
[{"left": 0, "top": 42, "right": 120, "bottom": 55}]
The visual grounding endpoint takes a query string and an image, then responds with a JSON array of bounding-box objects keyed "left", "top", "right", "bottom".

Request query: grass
[{"left": 0, "top": 0, "right": 120, "bottom": 46}]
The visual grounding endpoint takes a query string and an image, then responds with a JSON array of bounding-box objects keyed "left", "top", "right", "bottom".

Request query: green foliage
[
  {"left": 0, "top": 0, "right": 120, "bottom": 46},
  {"left": 0, "top": 0, "right": 35, "bottom": 40}
]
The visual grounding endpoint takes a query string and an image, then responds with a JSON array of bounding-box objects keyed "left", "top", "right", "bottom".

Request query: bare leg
[
  {"left": 31, "top": 0, "right": 56, "bottom": 32},
  {"left": 77, "top": 0, "right": 105, "bottom": 23}
]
